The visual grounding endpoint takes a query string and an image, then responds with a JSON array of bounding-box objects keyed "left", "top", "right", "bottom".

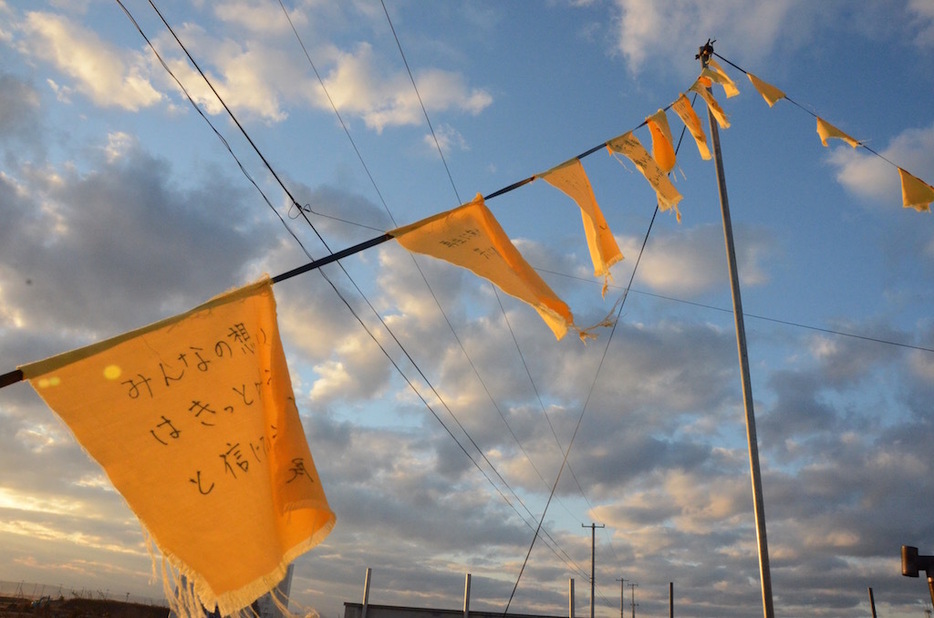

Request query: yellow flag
[
  {"left": 390, "top": 194, "right": 573, "bottom": 339},
  {"left": 899, "top": 168, "right": 934, "bottom": 212},
  {"left": 20, "top": 278, "right": 335, "bottom": 617},
  {"left": 539, "top": 158, "right": 623, "bottom": 294},
  {"left": 704, "top": 60, "right": 740, "bottom": 98},
  {"left": 690, "top": 78, "right": 730, "bottom": 128},
  {"left": 606, "top": 132, "right": 683, "bottom": 220},
  {"left": 746, "top": 72, "right": 785, "bottom": 107},
  {"left": 671, "top": 93, "right": 711, "bottom": 160},
  {"left": 816, "top": 117, "right": 860, "bottom": 148},
  {"left": 645, "top": 108, "right": 677, "bottom": 173}
]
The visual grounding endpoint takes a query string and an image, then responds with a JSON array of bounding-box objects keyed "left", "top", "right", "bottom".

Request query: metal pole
[
  {"left": 583, "top": 523, "right": 604, "bottom": 618},
  {"left": 569, "top": 579, "right": 575, "bottom": 618},
  {"left": 867, "top": 586, "right": 876, "bottom": 618},
  {"left": 361, "top": 567, "right": 372, "bottom": 618},
  {"left": 617, "top": 578, "right": 625, "bottom": 618},
  {"left": 629, "top": 582, "right": 637, "bottom": 618},
  {"left": 697, "top": 40, "right": 775, "bottom": 618},
  {"left": 669, "top": 581, "right": 673, "bottom": 618},
  {"left": 464, "top": 573, "right": 471, "bottom": 618}
]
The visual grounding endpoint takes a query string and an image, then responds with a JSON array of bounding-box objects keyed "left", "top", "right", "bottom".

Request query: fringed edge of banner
[{"left": 147, "top": 512, "right": 336, "bottom": 618}]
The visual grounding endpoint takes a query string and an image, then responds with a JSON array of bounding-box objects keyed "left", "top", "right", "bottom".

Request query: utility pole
[
  {"left": 697, "top": 39, "right": 774, "bottom": 618},
  {"left": 616, "top": 578, "right": 626, "bottom": 618},
  {"left": 628, "top": 582, "right": 638, "bottom": 618},
  {"left": 583, "top": 523, "right": 605, "bottom": 618}
]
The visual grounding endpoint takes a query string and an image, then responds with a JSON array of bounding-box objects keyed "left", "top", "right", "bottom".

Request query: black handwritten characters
[{"left": 21, "top": 278, "right": 335, "bottom": 616}]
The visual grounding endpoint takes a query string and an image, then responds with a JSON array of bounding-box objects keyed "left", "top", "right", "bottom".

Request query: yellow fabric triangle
[
  {"left": 606, "top": 131, "right": 683, "bottom": 220},
  {"left": 646, "top": 108, "right": 677, "bottom": 173},
  {"left": 539, "top": 159, "right": 623, "bottom": 296},
  {"left": 20, "top": 277, "right": 336, "bottom": 617},
  {"left": 690, "top": 78, "right": 730, "bottom": 129},
  {"left": 899, "top": 167, "right": 934, "bottom": 212},
  {"left": 816, "top": 117, "right": 860, "bottom": 148},
  {"left": 390, "top": 194, "right": 574, "bottom": 339},
  {"left": 704, "top": 60, "right": 740, "bottom": 98},
  {"left": 671, "top": 93, "right": 711, "bottom": 160},
  {"left": 746, "top": 72, "right": 785, "bottom": 107}
]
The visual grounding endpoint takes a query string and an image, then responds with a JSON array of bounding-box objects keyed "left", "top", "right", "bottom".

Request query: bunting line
[
  {"left": 714, "top": 51, "right": 934, "bottom": 212},
  {"left": 5, "top": 49, "right": 934, "bottom": 388}
]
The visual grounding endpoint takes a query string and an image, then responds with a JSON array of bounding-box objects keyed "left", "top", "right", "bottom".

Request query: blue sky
[{"left": 1, "top": 1, "right": 934, "bottom": 617}]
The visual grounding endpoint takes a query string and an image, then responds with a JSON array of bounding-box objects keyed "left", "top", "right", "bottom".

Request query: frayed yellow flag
[
  {"left": 898, "top": 168, "right": 934, "bottom": 212},
  {"left": 816, "top": 117, "right": 860, "bottom": 148},
  {"left": 690, "top": 78, "right": 730, "bottom": 129},
  {"left": 671, "top": 93, "right": 711, "bottom": 160},
  {"left": 704, "top": 60, "right": 740, "bottom": 98},
  {"left": 746, "top": 72, "right": 785, "bottom": 107},
  {"left": 646, "top": 108, "right": 677, "bottom": 173},
  {"left": 20, "top": 277, "right": 335, "bottom": 617},
  {"left": 391, "top": 194, "right": 573, "bottom": 339},
  {"left": 607, "top": 131, "right": 683, "bottom": 220},
  {"left": 539, "top": 159, "right": 623, "bottom": 295}
]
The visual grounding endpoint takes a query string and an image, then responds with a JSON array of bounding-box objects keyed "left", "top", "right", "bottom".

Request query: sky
[{"left": 1, "top": 0, "right": 934, "bottom": 617}]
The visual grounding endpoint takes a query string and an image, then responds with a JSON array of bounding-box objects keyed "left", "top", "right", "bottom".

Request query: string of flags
[
  {"left": 6, "top": 53, "right": 934, "bottom": 617},
  {"left": 390, "top": 53, "right": 934, "bottom": 341}
]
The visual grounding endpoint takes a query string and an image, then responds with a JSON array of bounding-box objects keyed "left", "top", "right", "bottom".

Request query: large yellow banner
[{"left": 20, "top": 277, "right": 335, "bottom": 616}]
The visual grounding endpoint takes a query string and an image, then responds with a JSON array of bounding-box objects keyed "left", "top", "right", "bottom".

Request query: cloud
[
  {"left": 0, "top": 74, "right": 40, "bottom": 140},
  {"left": 621, "top": 223, "right": 772, "bottom": 297},
  {"left": 828, "top": 123, "right": 934, "bottom": 207},
  {"left": 611, "top": 0, "right": 809, "bottom": 74},
  {"left": 19, "top": 11, "right": 162, "bottom": 111},
  {"left": 909, "top": 0, "right": 934, "bottom": 46},
  {"left": 320, "top": 43, "right": 492, "bottom": 133},
  {"left": 0, "top": 133, "right": 278, "bottom": 346}
]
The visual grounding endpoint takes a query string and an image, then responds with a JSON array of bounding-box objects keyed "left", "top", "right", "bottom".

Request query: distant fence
[{"left": 0, "top": 579, "right": 168, "bottom": 608}]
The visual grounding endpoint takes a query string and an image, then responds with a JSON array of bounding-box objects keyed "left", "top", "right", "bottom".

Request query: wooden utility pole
[
  {"left": 583, "top": 523, "right": 605, "bottom": 618},
  {"left": 697, "top": 39, "right": 775, "bottom": 618},
  {"left": 616, "top": 578, "right": 626, "bottom": 618}
]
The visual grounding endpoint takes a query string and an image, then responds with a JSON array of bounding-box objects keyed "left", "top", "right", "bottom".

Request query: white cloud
[
  {"left": 321, "top": 43, "right": 492, "bottom": 133},
  {"left": 612, "top": 0, "right": 806, "bottom": 74},
  {"left": 621, "top": 224, "right": 770, "bottom": 296},
  {"left": 828, "top": 122, "right": 934, "bottom": 206},
  {"left": 423, "top": 123, "right": 469, "bottom": 156},
  {"left": 909, "top": 0, "right": 934, "bottom": 45},
  {"left": 20, "top": 12, "right": 162, "bottom": 111},
  {"left": 212, "top": 0, "right": 303, "bottom": 35}
]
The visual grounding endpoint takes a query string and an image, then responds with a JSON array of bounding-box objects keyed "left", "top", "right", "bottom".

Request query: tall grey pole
[
  {"left": 617, "top": 578, "right": 626, "bottom": 618},
  {"left": 697, "top": 40, "right": 774, "bottom": 618},
  {"left": 464, "top": 573, "right": 471, "bottom": 618},
  {"left": 583, "top": 523, "right": 605, "bottom": 618},
  {"left": 362, "top": 567, "right": 372, "bottom": 618},
  {"left": 569, "top": 578, "right": 575, "bottom": 618}
]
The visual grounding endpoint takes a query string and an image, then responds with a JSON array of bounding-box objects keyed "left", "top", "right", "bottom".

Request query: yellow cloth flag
[
  {"left": 390, "top": 194, "right": 573, "bottom": 339},
  {"left": 538, "top": 158, "right": 623, "bottom": 295},
  {"left": 645, "top": 108, "right": 677, "bottom": 173},
  {"left": 20, "top": 278, "right": 335, "bottom": 616},
  {"left": 606, "top": 131, "right": 683, "bottom": 220},
  {"left": 816, "top": 117, "right": 860, "bottom": 148},
  {"left": 898, "top": 167, "right": 934, "bottom": 212},
  {"left": 746, "top": 72, "right": 785, "bottom": 107},
  {"left": 671, "top": 93, "right": 711, "bottom": 160},
  {"left": 690, "top": 78, "right": 730, "bottom": 129},
  {"left": 704, "top": 60, "right": 740, "bottom": 98}
]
